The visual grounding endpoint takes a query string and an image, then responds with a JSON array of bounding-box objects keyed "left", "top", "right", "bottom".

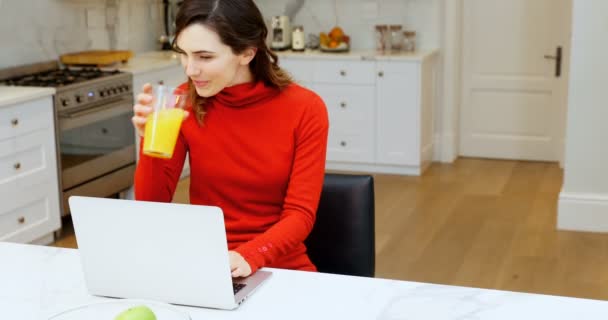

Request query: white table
[{"left": 2, "top": 242, "right": 608, "bottom": 319}]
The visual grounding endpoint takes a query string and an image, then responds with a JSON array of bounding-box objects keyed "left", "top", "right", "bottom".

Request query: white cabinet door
[
  {"left": 0, "top": 96, "right": 60, "bottom": 244},
  {"left": 313, "top": 84, "right": 375, "bottom": 163},
  {"left": 279, "top": 58, "right": 313, "bottom": 85},
  {"left": 375, "top": 62, "right": 420, "bottom": 166}
]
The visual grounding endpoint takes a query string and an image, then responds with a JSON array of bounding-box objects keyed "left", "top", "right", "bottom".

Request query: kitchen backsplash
[
  {"left": 0, "top": 0, "right": 163, "bottom": 69},
  {"left": 254, "top": 0, "right": 441, "bottom": 50},
  {"left": 0, "top": 0, "right": 440, "bottom": 69}
]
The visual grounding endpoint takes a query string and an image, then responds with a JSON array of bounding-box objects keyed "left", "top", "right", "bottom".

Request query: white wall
[
  {"left": 254, "top": 0, "right": 441, "bottom": 50},
  {"left": 558, "top": 0, "right": 608, "bottom": 232},
  {"left": 0, "top": 0, "right": 163, "bottom": 69}
]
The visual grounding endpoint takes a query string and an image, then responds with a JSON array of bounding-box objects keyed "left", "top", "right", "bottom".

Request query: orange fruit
[
  {"left": 329, "top": 26, "right": 344, "bottom": 41},
  {"left": 329, "top": 40, "right": 339, "bottom": 48}
]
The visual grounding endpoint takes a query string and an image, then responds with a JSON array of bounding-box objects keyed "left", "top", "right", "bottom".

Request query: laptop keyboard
[{"left": 233, "top": 283, "right": 246, "bottom": 294}]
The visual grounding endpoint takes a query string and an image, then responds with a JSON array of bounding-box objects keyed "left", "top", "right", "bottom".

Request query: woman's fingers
[
  {"left": 136, "top": 92, "right": 153, "bottom": 105},
  {"left": 133, "top": 104, "right": 153, "bottom": 117},
  {"left": 231, "top": 267, "right": 247, "bottom": 278},
  {"left": 142, "top": 83, "right": 153, "bottom": 94}
]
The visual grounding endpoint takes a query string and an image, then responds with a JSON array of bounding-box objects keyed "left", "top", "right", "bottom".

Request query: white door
[{"left": 459, "top": 0, "right": 572, "bottom": 161}]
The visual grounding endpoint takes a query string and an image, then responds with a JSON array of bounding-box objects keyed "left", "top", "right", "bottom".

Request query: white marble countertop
[
  {"left": 2, "top": 242, "right": 608, "bottom": 319},
  {"left": 275, "top": 48, "right": 438, "bottom": 62},
  {"left": 0, "top": 86, "right": 55, "bottom": 107},
  {"left": 118, "top": 49, "right": 438, "bottom": 76},
  {"left": 117, "top": 51, "right": 181, "bottom": 75}
]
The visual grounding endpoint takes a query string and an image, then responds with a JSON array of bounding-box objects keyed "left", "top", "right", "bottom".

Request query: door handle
[{"left": 544, "top": 46, "right": 562, "bottom": 78}]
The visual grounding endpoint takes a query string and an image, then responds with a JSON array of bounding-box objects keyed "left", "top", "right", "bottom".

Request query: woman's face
[{"left": 176, "top": 23, "right": 255, "bottom": 97}]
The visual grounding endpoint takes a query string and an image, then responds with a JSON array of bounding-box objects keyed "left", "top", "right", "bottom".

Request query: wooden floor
[{"left": 52, "top": 158, "right": 608, "bottom": 300}]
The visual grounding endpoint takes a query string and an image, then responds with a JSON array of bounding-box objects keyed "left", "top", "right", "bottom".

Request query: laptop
[{"left": 68, "top": 196, "right": 272, "bottom": 310}]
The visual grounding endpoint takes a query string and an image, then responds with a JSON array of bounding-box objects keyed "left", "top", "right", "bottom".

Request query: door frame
[{"left": 439, "top": 0, "right": 570, "bottom": 166}]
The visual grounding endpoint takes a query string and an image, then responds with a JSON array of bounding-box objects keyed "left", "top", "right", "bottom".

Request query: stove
[
  {"left": 0, "top": 61, "right": 136, "bottom": 216},
  {"left": 1, "top": 67, "right": 122, "bottom": 87}
]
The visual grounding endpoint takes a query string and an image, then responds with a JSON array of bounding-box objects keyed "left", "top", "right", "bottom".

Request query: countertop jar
[
  {"left": 403, "top": 30, "right": 417, "bottom": 52},
  {"left": 389, "top": 25, "right": 403, "bottom": 52},
  {"left": 374, "top": 25, "right": 389, "bottom": 53}
]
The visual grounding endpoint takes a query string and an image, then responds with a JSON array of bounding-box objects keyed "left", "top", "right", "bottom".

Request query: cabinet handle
[
  {"left": 340, "top": 141, "right": 347, "bottom": 147},
  {"left": 13, "top": 162, "right": 21, "bottom": 170},
  {"left": 18, "top": 216, "right": 25, "bottom": 224},
  {"left": 339, "top": 70, "right": 347, "bottom": 77},
  {"left": 11, "top": 118, "right": 19, "bottom": 126},
  {"left": 378, "top": 71, "right": 384, "bottom": 77},
  {"left": 340, "top": 102, "right": 347, "bottom": 108}
]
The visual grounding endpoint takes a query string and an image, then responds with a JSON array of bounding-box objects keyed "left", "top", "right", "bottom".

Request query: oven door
[{"left": 58, "top": 96, "right": 136, "bottom": 190}]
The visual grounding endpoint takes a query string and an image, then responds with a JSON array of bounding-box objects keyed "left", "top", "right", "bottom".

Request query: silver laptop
[{"left": 69, "top": 196, "right": 272, "bottom": 310}]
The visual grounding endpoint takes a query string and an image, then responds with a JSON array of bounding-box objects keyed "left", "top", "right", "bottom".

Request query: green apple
[{"left": 114, "top": 305, "right": 157, "bottom": 320}]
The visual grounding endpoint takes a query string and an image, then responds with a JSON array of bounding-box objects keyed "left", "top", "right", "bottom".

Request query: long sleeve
[
  {"left": 134, "top": 131, "right": 188, "bottom": 202},
  {"left": 233, "top": 95, "right": 329, "bottom": 273}
]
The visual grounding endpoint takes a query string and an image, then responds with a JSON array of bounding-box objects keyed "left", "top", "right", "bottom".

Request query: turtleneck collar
[{"left": 212, "top": 81, "right": 280, "bottom": 108}]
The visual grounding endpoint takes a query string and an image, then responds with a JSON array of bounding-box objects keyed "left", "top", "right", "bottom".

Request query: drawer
[
  {"left": 280, "top": 58, "right": 313, "bottom": 84},
  {"left": 313, "top": 60, "right": 375, "bottom": 85},
  {"left": 376, "top": 61, "right": 419, "bottom": 75},
  {"left": 0, "top": 129, "right": 56, "bottom": 188},
  {"left": 0, "top": 181, "right": 61, "bottom": 242},
  {"left": 0, "top": 96, "right": 53, "bottom": 141},
  {"left": 312, "top": 84, "right": 374, "bottom": 133},
  {"left": 326, "top": 132, "right": 374, "bottom": 163}
]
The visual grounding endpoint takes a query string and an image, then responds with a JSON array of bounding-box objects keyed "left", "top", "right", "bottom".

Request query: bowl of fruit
[{"left": 319, "top": 27, "right": 350, "bottom": 52}]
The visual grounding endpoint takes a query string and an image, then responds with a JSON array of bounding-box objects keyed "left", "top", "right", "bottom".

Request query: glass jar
[
  {"left": 374, "top": 25, "right": 389, "bottom": 53},
  {"left": 403, "top": 30, "right": 417, "bottom": 52},
  {"left": 389, "top": 25, "right": 403, "bottom": 52}
]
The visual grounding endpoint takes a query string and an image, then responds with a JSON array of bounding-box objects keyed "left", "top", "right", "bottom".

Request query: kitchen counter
[
  {"left": 4, "top": 242, "right": 608, "bottom": 320},
  {"left": 275, "top": 48, "right": 438, "bottom": 62},
  {"left": 0, "top": 86, "right": 55, "bottom": 107},
  {"left": 117, "top": 50, "right": 181, "bottom": 75}
]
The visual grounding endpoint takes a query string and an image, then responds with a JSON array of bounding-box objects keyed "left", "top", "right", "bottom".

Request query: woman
[{"left": 132, "top": 0, "right": 328, "bottom": 278}]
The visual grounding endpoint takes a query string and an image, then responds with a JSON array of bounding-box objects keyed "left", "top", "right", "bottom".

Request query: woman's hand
[
  {"left": 131, "top": 83, "right": 189, "bottom": 137},
  {"left": 229, "top": 251, "right": 252, "bottom": 277},
  {"left": 132, "top": 83, "right": 154, "bottom": 137}
]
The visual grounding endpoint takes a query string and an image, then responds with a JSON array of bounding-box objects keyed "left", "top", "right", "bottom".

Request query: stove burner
[{"left": 1, "top": 67, "right": 121, "bottom": 87}]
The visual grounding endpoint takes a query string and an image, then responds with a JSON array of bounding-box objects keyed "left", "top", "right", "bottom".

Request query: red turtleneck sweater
[{"left": 134, "top": 81, "right": 329, "bottom": 274}]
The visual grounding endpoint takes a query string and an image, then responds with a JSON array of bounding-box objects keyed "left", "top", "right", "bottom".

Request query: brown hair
[{"left": 173, "top": 0, "right": 292, "bottom": 123}]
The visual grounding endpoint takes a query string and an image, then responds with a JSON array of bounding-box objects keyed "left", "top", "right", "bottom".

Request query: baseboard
[
  {"left": 558, "top": 191, "right": 608, "bottom": 233},
  {"left": 433, "top": 134, "right": 442, "bottom": 162},
  {"left": 434, "top": 132, "right": 458, "bottom": 163}
]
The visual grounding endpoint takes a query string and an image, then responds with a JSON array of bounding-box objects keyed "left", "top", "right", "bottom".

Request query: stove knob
[
  {"left": 99, "top": 90, "right": 105, "bottom": 97},
  {"left": 112, "top": 88, "right": 118, "bottom": 94},
  {"left": 61, "top": 99, "right": 70, "bottom": 107},
  {"left": 75, "top": 95, "right": 82, "bottom": 103}
]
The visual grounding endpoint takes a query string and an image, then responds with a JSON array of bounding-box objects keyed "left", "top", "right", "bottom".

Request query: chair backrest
[{"left": 305, "top": 173, "right": 375, "bottom": 277}]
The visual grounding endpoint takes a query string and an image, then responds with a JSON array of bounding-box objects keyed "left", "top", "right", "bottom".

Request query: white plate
[{"left": 48, "top": 299, "right": 191, "bottom": 320}]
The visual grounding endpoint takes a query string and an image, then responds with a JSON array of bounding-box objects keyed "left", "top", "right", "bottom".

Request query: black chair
[{"left": 305, "top": 173, "right": 375, "bottom": 277}]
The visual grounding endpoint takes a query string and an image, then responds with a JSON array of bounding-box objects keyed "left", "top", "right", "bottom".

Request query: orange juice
[{"left": 143, "top": 108, "right": 185, "bottom": 158}]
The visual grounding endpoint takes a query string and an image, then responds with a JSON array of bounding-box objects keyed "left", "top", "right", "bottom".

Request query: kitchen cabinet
[
  {"left": 279, "top": 50, "right": 437, "bottom": 175},
  {"left": 0, "top": 95, "right": 61, "bottom": 244}
]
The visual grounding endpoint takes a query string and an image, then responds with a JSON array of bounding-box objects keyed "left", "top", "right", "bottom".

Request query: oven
[
  {"left": 57, "top": 88, "right": 136, "bottom": 215},
  {"left": 0, "top": 61, "right": 137, "bottom": 216}
]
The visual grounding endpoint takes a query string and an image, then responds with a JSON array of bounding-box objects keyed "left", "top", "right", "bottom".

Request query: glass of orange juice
[{"left": 143, "top": 86, "right": 188, "bottom": 159}]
